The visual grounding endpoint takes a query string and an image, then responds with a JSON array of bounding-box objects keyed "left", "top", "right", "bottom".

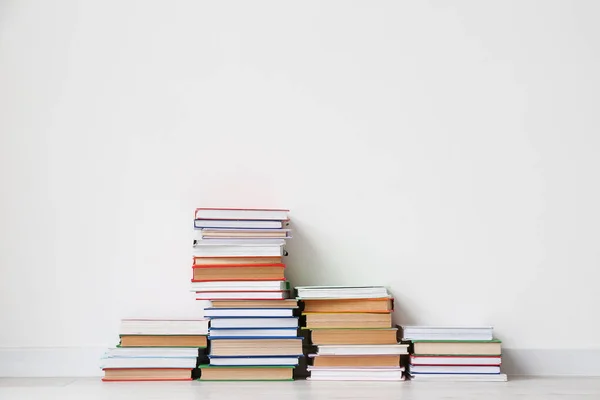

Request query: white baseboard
[
  {"left": 502, "top": 348, "right": 600, "bottom": 376},
  {"left": 0, "top": 347, "right": 105, "bottom": 377},
  {"left": 1, "top": 347, "right": 600, "bottom": 377}
]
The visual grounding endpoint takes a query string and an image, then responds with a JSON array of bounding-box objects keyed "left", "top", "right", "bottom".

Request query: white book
[
  {"left": 317, "top": 344, "right": 409, "bottom": 356},
  {"left": 195, "top": 208, "right": 289, "bottom": 221},
  {"left": 192, "top": 245, "right": 284, "bottom": 257},
  {"left": 198, "top": 228, "right": 291, "bottom": 239},
  {"left": 296, "top": 286, "right": 389, "bottom": 299},
  {"left": 204, "top": 308, "right": 295, "bottom": 318},
  {"left": 192, "top": 281, "right": 288, "bottom": 292},
  {"left": 410, "top": 373, "right": 508, "bottom": 382},
  {"left": 106, "top": 348, "right": 199, "bottom": 358},
  {"left": 210, "top": 317, "right": 298, "bottom": 329},
  {"left": 209, "top": 329, "right": 298, "bottom": 338},
  {"left": 194, "top": 220, "right": 284, "bottom": 229},
  {"left": 410, "top": 356, "right": 501, "bottom": 366},
  {"left": 101, "top": 357, "right": 198, "bottom": 369},
  {"left": 410, "top": 365, "right": 501, "bottom": 374},
  {"left": 308, "top": 367, "right": 405, "bottom": 381},
  {"left": 209, "top": 357, "right": 299, "bottom": 366},
  {"left": 402, "top": 326, "right": 493, "bottom": 341},
  {"left": 119, "top": 319, "right": 209, "bottom": 335},
  {"left": 193, "top": 237, "right": 287, "bottom": 246},
  {"left": 196, "top": 291, "right": 289, "bottom": 300}
]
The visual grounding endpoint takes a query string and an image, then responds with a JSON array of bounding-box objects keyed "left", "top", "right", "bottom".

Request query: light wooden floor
[{"left": 1, "top": 377, "right": 599, "bottom": 399}]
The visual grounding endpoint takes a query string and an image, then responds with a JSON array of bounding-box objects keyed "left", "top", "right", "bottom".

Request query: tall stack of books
[
  {"left": 101, "top": 319, "right": 209, "bottom": 381},
  {"left": 402, "top": 326, "right": 507, "bottom": 382},
  {"left": 193, "top": 208, "right": 302, "bottom": 381},
  {"left": 298, "top": 286, "right": 408, "bottom": 381}
]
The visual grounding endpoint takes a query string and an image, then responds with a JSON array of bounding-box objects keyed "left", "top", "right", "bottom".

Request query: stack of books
[
  {"left": 101, "top": 319, "right": 209, "bottom": 381},
  {"left": 298, "top": 286, "right": 408, "bottom": 381},
  {"left": 193, "top": 207, "right": 302, "bottom": 381},
  {"left": 402, "top": 326, "right": 507, "bottom": 382}
]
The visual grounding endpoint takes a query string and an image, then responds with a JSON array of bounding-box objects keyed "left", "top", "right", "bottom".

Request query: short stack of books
[
  {"left": 101, "top": 319, "right": 209, "bottom": 381},
  {"left": 297, "top": 286, "right": 408, "bottom": 381},
  {"left": 193, "top": 207, "right": 302, "bottom": 381},
  {"left": 193, "top": 208, "right": 291, "bottom": 303},
  {"left": 402, "top": 326, "right": 507, "bottom": 382}
]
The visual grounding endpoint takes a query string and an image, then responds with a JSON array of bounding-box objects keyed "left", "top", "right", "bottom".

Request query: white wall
[{"left": 1, "top": 0, "right": 600, "bottom": 376}]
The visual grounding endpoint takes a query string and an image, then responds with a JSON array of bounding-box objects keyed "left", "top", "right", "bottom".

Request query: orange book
[
  {"left": 192, "top": 264, "right": 285, "bottom": 281},
  {"left": 119, "top": 335, "right": 207, "bottom": 348},
  {"left": 210, "top": 299, "right": 299, "bottom": 308},
  {"left": 304, "top": 312, "right": 392, "bottom": 329},
  {"left": 310, "top": 328, "right": 398, "bottom": 345},
  {"left": 302, "top": 298, "right": 393, "bottom": 313}
]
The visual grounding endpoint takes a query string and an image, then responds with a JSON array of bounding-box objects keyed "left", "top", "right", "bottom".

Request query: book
[
  {"left": 194, "top": 220, "right": 285, "bottom": 229},
  {"left": 209, "top": 328, "right": 298, "bottom": 338},
  {"left": 208, "top": 356, "right": 299, "bottom": 366},
  {"left": 194, "top": 238, "right": 287, "bottom": 246},
  {"left": 401, "top": 326, "right": 494, "bottom": 341},
  {"left": 195, "top": 208, "right": 289, "bottom": 221},
  {"left": 410, "top": 355, "right": 501, "bottom": 366},
  {"left": 412, "top": 340, "right": 502, "bottom": 356},
  {"left": 296, "top": 286, "right": 389, "bottom": 299},
  {"left": 102, "top": 368, "right": 192, "bottom": 381},
  {"left": 310, "top": 354, "right": 400, "bottom": 368},
  {"left": 194, "top": 256, "right": 282, "bottom": 266},
  {"left": 105, "top": 347, "right": 200, "bottom": 358},
  {"left": 210, "top": 299, "right": 298, "bottom": 309},
  {"left": 307, "top": 367, "right": 404, "bottom": 381},
  {"left": 304, "top": 312, "right": 392, "bottom": 329},
  {"left": 199, "top": 365, "right": 294, "bottom": 381},
  {"left": 409, "top": 373, "right": 508, "bottom": 382},
  {"left": 119, "top": 335, "right": 207, "bottom": 348},
  {"left": 192, "top": 265, "right": 285, "bottom": 281},
  {"left": 210, "top": 317, "right": 298, "bottom": 329},
  {"left": 316, "top": 344, "right": 409, "bottom": 356},
  {"left": 209, "top": 338, "right": 303, "bottom": 356},
  {"left": 193, "top": 244, "right": 284, "bottom": 257},
  {"left": 192, "top": 281, "right": 289, "bottom": 292},
  {"left": 198, "top": 229, "right": 291, "bottom": 239},
  {"left": 119, "top": 319, "right": 209, "bottom": 335},
  {"left": 309, "top": 328, "right": 398, "bottom": 345},
  {"left": 196, "top": 291, "right": 290, "bottom": 300},
  {"left": 101, "top": 357, "right": 198, "bottom": 369},
  {"left": 302, "top": 298, "right": 393, "bottom": 313},
  {"left": 204, "top": 308, "right": 295, "bottom": 318},
  {"left": 409, "top": 365, "right": 501, "bottom": 374}
]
